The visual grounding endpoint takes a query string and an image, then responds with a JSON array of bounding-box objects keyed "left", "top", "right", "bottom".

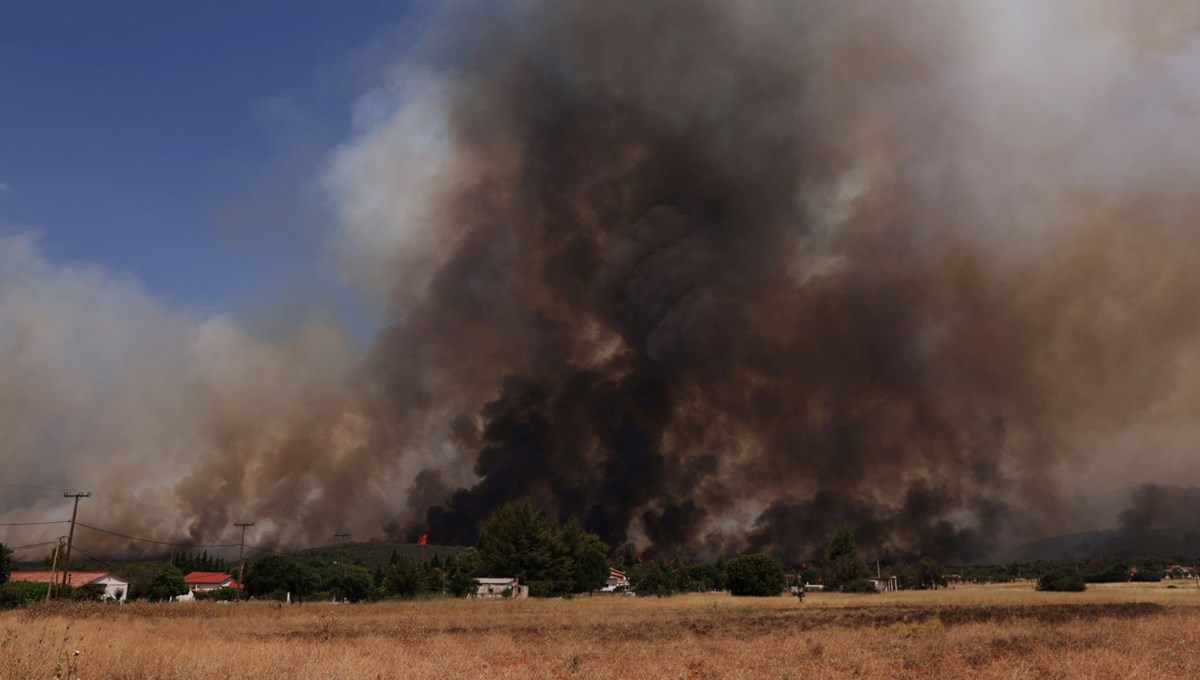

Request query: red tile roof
[
  {"left": 10, "top": 571, "right": 113, "bottom": 588},
  {"left": 183, "top": 571, "right": 238, "bottom": 585}
]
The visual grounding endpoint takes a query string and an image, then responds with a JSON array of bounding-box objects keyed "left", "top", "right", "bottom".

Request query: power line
[
  {"left": 243, "top": 543, "right": 285, "bottom": 556},
  {"left": 0, "top": 520, "right": 70, "bottom": 526},
  {"left": 6, "top": 539, "right": 61, "bottom": 551},
  {"left": 75, "top": 522, "right": 239, "bottom": 548},
  {"left": 0, "top": 479, "right": 184, "bottom": 518},
  {"left": 67, "top": 544, "right": 127, "bottom": 573},
  {"left": 0, "top": 480, "right": 75, "bottom": 493}
]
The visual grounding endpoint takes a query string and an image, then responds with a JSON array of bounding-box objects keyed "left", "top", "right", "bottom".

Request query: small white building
[
  {"left": 473, "top": 577, "right": 528, "bottom": 599},
  {"left": 871, "top": 576, "right": 900, "bottom": 592},
  {"left": 9, "top": 571, "right": 128, "bottom": 601},
  {"left": 601, "top": 567, "right": 629, "bottom": 592}
]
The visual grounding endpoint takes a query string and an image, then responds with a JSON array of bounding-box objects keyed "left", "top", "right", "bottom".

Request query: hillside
[{"left": 288, "top": 542, "right": 472, "bottom": 568}]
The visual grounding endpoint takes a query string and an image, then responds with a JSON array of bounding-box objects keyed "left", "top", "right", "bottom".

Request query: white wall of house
[
  {"left": 190, "top": 579, "right": 235, "bottom": 591},
  {"left": 92, "top": 575, "right": 129, "bottom": 602}
]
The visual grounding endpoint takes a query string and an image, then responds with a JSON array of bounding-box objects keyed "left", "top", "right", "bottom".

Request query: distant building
[
  {"left": 601, "top": 567, "right": 629, "bottom": 592},
  {"left": 1165, "top": 565, "right": 1196, "bottom": 580},
  {"left": 9, "top": 571, "right": 128, "bottom": 601},
  {"left": 183, "top": 571, "right": 240, "bottom": 592},
  {"left": 474, "top": 577, "right": 528, "bottom": 599},
  {"left": 871, "top": 576, "right": 899, "bottom": 592}
]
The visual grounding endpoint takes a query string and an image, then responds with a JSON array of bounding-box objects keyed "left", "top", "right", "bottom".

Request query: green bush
[
  {"left": 448, "top": 570, "right": 477, "bottom": 598},
  {"left": 0, "top": 543, "right": 10, "bottom": 586},
  {"left": 0, "top": 581, "right": 70, "bottom": 608},
  {"left": 839, "top": 578, "right": 879, "bottom": 593},
  {"left": 195, "top": 587, "right": 240, "bottom": 602},
  {"left": 726, "top": 554, "right": 786, "bottom": 597},
  {"left": 1037, "top": 569, "right": 1087, "bottom": 592},
  {"left": 1131, "top": 568, "right": 1163, "bottom": 583}
]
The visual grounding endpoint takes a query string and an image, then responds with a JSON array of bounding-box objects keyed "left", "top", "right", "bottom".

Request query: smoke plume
[{"left": 6, "top": 0, "right": 1200, "bottom": 562}]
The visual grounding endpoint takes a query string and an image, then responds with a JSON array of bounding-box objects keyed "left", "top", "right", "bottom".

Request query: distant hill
[
  {"left": 287, "top": 542, "right": 471, "bottom": 568},
  {"left": 1001, "top": 530, "right": 1117, "bottom": 562},
  {"left": 1002, "top": 527, "right": 1200, "bottom": 562}
]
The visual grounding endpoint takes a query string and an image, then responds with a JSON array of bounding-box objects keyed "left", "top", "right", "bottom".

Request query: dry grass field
[{"left": 4, "top": 582, "right": 1200, "bottom": 679}]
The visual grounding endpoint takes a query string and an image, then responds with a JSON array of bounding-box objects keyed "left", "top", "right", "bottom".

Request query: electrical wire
[
  {"left": 243, "top": 543, "right": 286, "bottom": 556},
  {"left": 65, "top": 544, "right": 126, "bottom": 573},
  {"left": 0, "top": 520, "right": 70, "bottom": 526},
  {"left": 6, "top": 539, "right": 61, "bottom": 551},
  {"left": 75, "top": 522, "right": 239, "bottom": 549}
]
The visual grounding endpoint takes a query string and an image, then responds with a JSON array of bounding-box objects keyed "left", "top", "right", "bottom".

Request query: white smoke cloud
[{"left": 0, "top": 232, "right": 359, "bottom": 548}]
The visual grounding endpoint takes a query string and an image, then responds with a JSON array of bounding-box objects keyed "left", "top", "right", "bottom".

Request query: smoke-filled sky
[{"left": 5, "top": 0, "right": 1200, "bottom": 563}]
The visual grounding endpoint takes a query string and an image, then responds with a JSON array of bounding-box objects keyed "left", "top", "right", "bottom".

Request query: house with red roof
[
  {"left": 9, "top": 571, "right": 128, "bottom": 601},
  {"left": 183, "top": 571, "right": 240, "bottom": 592}
]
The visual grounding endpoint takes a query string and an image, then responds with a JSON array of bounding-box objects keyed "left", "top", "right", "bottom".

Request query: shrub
[
  {"left": 195, "top": 587, "right": 240, "bottom": 602},
  {"left": 839, "top": 578, "right": 879, "bottom": 593},
  {"left": 0, "top": 581, "right": 71, "bottom": 608},
  {"left": 1131, "top": 568, "right": 1163, "bottom": 583},
  {"left": 726, "top": 554, "right": 786, "bottom": 597},
  {"left": 0, "top": 543, "right": 10, "bottom": 586},
  {"left": 146, "top": 565, "right": 189, "bottom": 602},
  {"left": 448, "top": 570, "right": 477, "bottom": 597},
  {"left": 1037, "top": 569, "right": 1086, "bottom": 592}
]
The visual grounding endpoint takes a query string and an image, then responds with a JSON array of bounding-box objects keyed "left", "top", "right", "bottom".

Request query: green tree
[
  {"left": 244, "top": 556, "right": 321, "bottom": 601},
  {"left": 382, "top": 557, "right": 424, "bottom": 598},
  {"left": 116, "top": 562, "right": 168, "bottom": 601},
  {"left": 448, "top": 570, "right": 477, "bottom": 597},
  {"left": 562, "top": 517, "right": 610, "bottom": 593},
  {"left": 476, "top": 499, "right": 571, "bottom": 595},
  {"left": 631, "top": 560, "right": 671, "bottom": 596},
  {"left": 0, "top": 543, "right": 10, "bottom": 586},
  {"left": 341, "top": 565, "right": 376, "bottom": 602},
  {"left": 916, "top": 557, "right": 946, "bottom": 590},
  {"left": 447, "top": 550, "right": 481, "bottom": 597},
  {"left": 146, "top": 564, "right": 189, "bottom": 602},
  {"left": 823, "top": 524, "right": 872, "bottom": 592},
  {"left": 688, "top": 563, "right": 726, "bottom": 592},
  {"left": 726, "top": 554, "right": 786, "bottom": 597}
]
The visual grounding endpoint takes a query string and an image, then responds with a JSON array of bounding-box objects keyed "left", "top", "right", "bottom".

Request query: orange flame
[{"left": 418, "top": 533, "right": 428, "bottom": 545}]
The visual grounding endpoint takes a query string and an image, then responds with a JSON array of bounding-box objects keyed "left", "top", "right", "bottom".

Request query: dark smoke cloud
[
  {"left": 8, "top": 1, "right": 1200, "bottom": 562},
  {"left": 343, "top": 0, "right": 1200, "bottom": 561},
  {"left": 1110, "top": 485, "right": 1200, "bottom": 556}
]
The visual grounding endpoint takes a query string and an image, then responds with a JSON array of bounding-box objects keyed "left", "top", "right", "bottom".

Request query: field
[{"left": 3, "top": 582, "right": 1200, "bottom": 679}]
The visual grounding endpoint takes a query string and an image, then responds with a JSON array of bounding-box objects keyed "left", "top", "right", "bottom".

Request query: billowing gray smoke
[
  {"left": 6, "top": 0, "right": 1200, "bottom": 562},
  {"left": 353, "top": 0, "right": 1200, "bottom": 561},
  {"left": 1111, "top": 485, "right": 1200, "bottom": 556}
]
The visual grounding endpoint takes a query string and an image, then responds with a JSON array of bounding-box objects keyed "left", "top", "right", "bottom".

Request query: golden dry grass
[{"left": 4, "top": 582, "right": 1200, "bottom": 679}]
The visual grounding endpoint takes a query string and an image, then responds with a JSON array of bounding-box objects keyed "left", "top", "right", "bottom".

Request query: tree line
[{"left": 18, "top": 503, "right": 1195, "bottom": 605}]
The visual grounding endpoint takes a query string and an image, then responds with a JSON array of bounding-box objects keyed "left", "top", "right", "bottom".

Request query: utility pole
[
  {"left": 235, "top": 522, "right": 254, "bottom": 600},
  {"left": 335, "top": 533, "right": 351, "bottom": 602},
  {"left": 61, "top": 492, "right": 91, "bottom": 589},
  {"left": 46, "top": 536, "right": 65, "bottom": 602}
]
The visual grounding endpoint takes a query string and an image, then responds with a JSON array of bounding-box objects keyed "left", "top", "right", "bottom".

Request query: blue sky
[{"left": 0, "top": 1, "right": 428, "bottom": 319}]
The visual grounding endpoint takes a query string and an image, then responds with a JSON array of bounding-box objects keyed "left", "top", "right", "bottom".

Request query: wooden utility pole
[
  {"left": 46, "top": 536, "right": 65, "bottom": 602},
  {"left": 61, "top": 492, "right": 91, "bottom": 589},
  {"left": 235, "top": 521, "right": 254, "bottom": 599}
]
